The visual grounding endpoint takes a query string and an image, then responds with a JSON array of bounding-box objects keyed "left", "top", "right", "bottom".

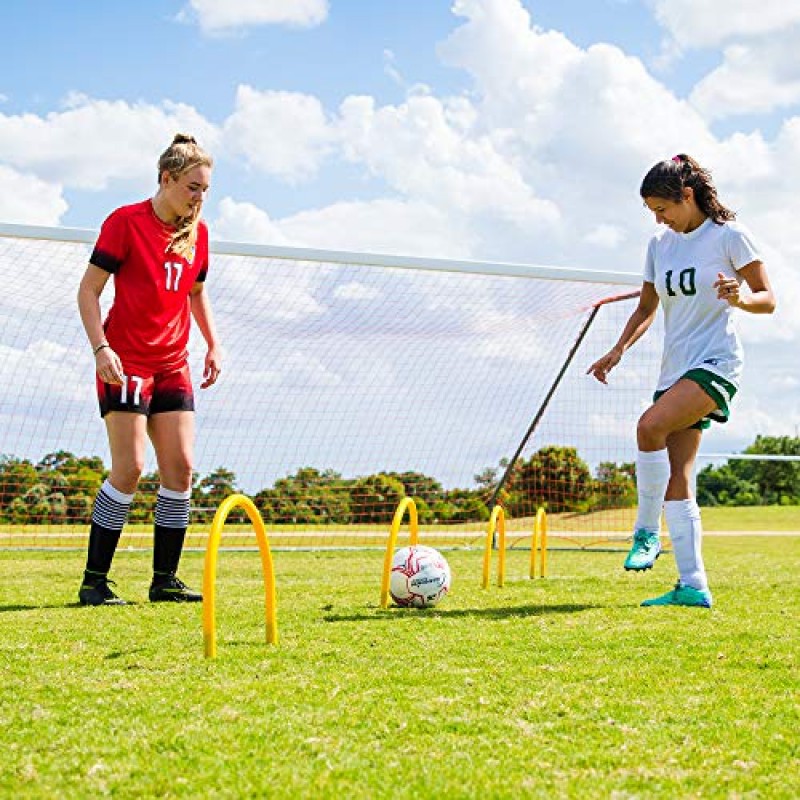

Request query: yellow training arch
[
  {"left": 203, "top": 493, "right": 278, "bottom": 658},
  {"left": 380, "top": 497, "right": 419, "bottom": 608},
  {"left": 482, "top": 505, "right": 507, "bottom": 589}
]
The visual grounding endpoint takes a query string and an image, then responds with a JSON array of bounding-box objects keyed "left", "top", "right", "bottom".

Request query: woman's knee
[
  {"left": 109, "top": 460, "right": 144, "bottom": 494},
  {"left": 637, "top": 412, "right": 666, "bottom": 449},
  {"left": 161, "top": 457, "right": 193, "bottom": 492}
]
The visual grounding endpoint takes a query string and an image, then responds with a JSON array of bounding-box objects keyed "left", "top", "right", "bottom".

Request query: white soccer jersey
[{"left": 644, "top": 218, "right": 761, "bottom": 393}]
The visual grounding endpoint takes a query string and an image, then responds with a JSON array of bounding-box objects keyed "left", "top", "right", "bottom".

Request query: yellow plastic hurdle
[
  {"left": 482, "top": 505, "right": 507, "bottom": 589},
  {"left": 380, "top": 497, "right": 419, "bottom": 608},
  {"left": 202, "top": 493, "right": 278, "bottom": 658},
  {"left": 530, "top": 507, "right": 548, "bottom": 579}
]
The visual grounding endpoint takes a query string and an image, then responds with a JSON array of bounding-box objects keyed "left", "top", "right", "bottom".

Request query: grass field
[
  {"left": 1, "top": 504, "right": 797, "bottom": 552},
  {"left": 1, "top": 537, "right": 798, "bottom": 799}
]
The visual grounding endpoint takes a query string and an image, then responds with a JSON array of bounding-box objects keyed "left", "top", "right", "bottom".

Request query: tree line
[{"left": 0, "top": 435, "right": 796, "bottom": 526}]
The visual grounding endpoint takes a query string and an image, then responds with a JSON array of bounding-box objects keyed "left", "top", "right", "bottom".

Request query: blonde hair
[{"left": 157, "top": 133, "right": 213, "bottom": 258}]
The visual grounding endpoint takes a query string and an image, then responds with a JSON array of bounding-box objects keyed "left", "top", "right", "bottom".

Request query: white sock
[
  {"left": 634, "top": 449, "right": 670, "bottom": 534},
  {"left": 664, "top": 499, "right": 708, "bottom": 592}
]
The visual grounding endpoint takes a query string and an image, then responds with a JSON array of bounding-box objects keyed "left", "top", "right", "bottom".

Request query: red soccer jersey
[{"left": 90, "top": 200, "right": 209, "bottom": 372}]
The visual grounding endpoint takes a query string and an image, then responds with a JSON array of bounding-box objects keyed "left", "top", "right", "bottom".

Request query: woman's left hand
[
  {"left": 201, "top": 347, "right": 222, "bottom": 388},
  {"left": 714, "top": 272, "right": 741, "bottom": 306}
]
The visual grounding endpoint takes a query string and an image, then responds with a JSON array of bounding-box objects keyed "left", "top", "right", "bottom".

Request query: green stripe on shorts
[{"left": 653, "top": 368, "right": 737, "bottom": 430}]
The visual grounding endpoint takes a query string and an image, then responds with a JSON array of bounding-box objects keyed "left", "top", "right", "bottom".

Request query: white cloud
[
  {"left": 0, "top": 95, "right": 218, "bottom": 191},
  {"left": 689, "top": 34, "right": 800, "bottom": 120},
  {"left": 651, "top": 1, "right": 800, "bottom": 119},
  {"left": 337, "top": 93, "right": 559, "bottom": 231},
  {"left": 211, "top": 194, "right": 474, "bottom": 258},
  {"left": 0, "top": 164, "right": 67, "bottom": 225},
  {"left": 181, "top": 0, "right": 328, "bottom": 33},
  {"left": 650, "top": 0, "right": 800, "bottom": 49},
  {"left": 223, "top": 86, "right": 335, "bottom": 182},
  {"left": 273, "top": 197, "right": 479, "bottom": 258},
  {"left": 585, "top": 224, "right": 627, "bottom": 249},
  {"left": 0, "top": 341, "right": 89, "bottom": 415},
  {"left": 212, "top": 196, "right": 292, "bottom": 245}
]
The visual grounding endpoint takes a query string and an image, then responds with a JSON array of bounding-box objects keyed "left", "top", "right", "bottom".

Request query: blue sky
[
  {"left": 4, "top": 0, "right": 796, "bottom": 231},
  {"left": 1, "top": 0, "right": 799, "bottom": 485}
]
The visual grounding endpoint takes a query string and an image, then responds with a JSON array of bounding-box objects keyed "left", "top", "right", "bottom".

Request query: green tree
[
  {"left": 697, "top": 436, "right": 800, "bottom": 506},
  {"left": 194, "top": 467, "right": 239, "bottom": 522},
  {"left": 443, "top": 488, "right": 489, "bottom": 523},
  {"left": 696, "top": 464, "right": 760, "bottom": 506},
  {"left": 508, "top": 446, "right": 593, "bottom": 514},
  {"left": 384, "top": 471, "right": 443, "bottom": 506},
  {"left": 0, "top": 457, "right": 39, "bottom": 520},
  {"left": 8, "top": 484, "right": 66, "bottom": 524},
  {"left": 593, "top": 461, "right": 637, "bottom": 510},
  {"left": 741, "top": 436, "right": 800, "bottom": 505},
  {"left": 350, "top": 473, "right": 405, "bottom": 524},
  {"left": 27, "top": 452, "right": 107, "bottom": 524},
  {"left": 256, "top": 467, "right": 352, "bottom": 525}
]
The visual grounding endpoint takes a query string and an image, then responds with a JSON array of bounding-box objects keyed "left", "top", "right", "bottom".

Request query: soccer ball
[{"left": 390, "top": 545, "right": 451, "bottom": 608}]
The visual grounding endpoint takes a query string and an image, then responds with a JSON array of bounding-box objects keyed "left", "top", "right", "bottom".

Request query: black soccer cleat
[
  {"left": 79, "top": 576, "right": 128, "bottom": 606},
  {"left": 149, "top": 574, "right": 203, "bottom": 603}
]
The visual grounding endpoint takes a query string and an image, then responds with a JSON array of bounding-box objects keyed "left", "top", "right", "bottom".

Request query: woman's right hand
[
  {"left": 95, "top": 346, "right": 125, "bottom": 385},
  {"left": 586, "top": 348, "right": 622, "bottom": 384}
]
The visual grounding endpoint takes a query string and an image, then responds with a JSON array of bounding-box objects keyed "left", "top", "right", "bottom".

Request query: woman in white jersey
[{"left": 587, "top": 154, "right": 776, "bottom": 607}]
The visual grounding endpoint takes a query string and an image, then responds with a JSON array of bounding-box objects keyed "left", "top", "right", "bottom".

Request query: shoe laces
[
  {"left": 156, "top": 574, "right": 187, "bottom": 590},
  {"left": 96, "top": 578, "right": 119, "bottom": 597},
  {"left": 633, "top": 530, "right": 655, "bottom": 546}
]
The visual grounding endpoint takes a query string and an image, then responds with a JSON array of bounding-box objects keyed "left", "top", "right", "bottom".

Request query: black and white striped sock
[
  {"left": 153, "top": 486, "right": 191, "bottom": 577},
  {"left": 85, "top": 480, "right": 134, "bottom": 578}
]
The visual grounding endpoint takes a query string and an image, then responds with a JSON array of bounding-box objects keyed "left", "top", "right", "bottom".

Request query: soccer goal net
[{"left": 0, "top": 223, "right": 660, "bottom": 551}]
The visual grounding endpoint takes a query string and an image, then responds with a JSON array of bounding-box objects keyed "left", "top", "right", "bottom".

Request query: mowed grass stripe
[{"left": 0, "top": 536, "right": 797, "bottom": 799}]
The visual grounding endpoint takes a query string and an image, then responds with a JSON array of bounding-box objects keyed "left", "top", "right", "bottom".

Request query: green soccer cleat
[
  {"left": 641, "top": 582, "right": 712, "bottom": 608},
  {"left": 623, "top": 529, "right": 662, "bottom": 571},
  {"left": 149, "top": 574, "right": 203, "bottom": 603},
  {"left": 79, "top": 576, "right": 128, "bottom": 606}
]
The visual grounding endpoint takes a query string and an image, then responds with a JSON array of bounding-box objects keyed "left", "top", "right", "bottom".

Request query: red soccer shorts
[{"left": 97, "top": 362, "right": 195, "bottom": 417}]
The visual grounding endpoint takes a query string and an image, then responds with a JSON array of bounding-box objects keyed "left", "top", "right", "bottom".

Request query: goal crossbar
[{"left": 0, "top": 221, "right": 641, "bottom": 286}]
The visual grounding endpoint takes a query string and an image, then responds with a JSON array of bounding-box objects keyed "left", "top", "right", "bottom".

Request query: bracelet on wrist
[{"left": 93, "top": 343, "right": 110, "bottom": 356}]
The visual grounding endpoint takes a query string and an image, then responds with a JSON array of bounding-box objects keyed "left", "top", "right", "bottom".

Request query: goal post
[{"left": 0, "top": 222, "right": 657, "bottom": 551}]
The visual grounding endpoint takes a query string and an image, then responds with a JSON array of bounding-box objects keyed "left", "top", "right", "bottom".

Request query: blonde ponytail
[{"left": 157, "top": 134, "right": 213, "bottom": 259}]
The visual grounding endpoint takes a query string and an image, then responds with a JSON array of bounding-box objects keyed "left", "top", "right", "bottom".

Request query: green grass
[
  {"left": 1, "top": 539, "right": 798, "bottom": 799},
  {"left": 698, "top": 505, "right": 800, "bottom": 531},
  {"left": 549, "top": 504, "right": 800, "bottom": 533}
]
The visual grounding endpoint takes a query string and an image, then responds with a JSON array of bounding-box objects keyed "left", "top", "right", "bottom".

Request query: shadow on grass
[
  {"left": 105, "top": 647, "right": 149, "bottom": 660},
  {"left": 0, "top": 601, "right": 143, "bottom": 612},
  {"left": 324, "top": 603, "right": 599, "bottom": 622}
]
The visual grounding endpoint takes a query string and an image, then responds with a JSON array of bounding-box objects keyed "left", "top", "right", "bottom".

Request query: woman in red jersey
[{"left": 76, "top": 133, "right": 221, "bottom": 605}]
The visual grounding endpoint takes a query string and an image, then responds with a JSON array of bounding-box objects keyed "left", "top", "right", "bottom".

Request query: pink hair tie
[{"left": 671, "top": 155, "right": 681, "bottom": 163}]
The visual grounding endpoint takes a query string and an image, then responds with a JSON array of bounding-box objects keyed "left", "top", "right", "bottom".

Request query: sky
[{"left": 1, "top": 0, "right": 799, "bottom": 487}]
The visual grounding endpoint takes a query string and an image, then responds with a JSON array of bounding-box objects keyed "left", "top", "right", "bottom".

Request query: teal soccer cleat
[
  {"left": 623, "top": 529, "right": 662, "bottom": 571},
  {"left": 641, "top": 582, "right": 712, "bottom": 608}
]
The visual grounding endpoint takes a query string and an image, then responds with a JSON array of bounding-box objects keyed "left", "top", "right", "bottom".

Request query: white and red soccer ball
[{"left": 390, "top": 545, "right": 451, "bottom": 607}]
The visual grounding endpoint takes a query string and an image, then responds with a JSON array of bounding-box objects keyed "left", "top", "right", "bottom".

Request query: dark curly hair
[{"left": 640, "top": 154, "right": 735, "bottom": 224}]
